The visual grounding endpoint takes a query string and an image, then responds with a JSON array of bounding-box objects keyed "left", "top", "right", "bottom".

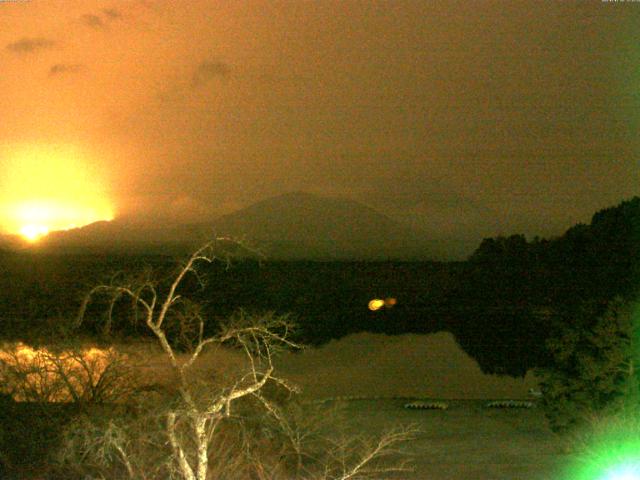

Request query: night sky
[{"left": 0, "top": 0, "right": 638, "bottom": 249}]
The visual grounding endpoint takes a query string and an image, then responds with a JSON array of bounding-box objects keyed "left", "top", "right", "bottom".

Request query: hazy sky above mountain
[{"left": 0, "top": 0, "right": 638, "bottom": 246}]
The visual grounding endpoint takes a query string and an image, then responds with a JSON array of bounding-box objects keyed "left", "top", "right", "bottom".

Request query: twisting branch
[
  {"left": 167, "top": 412, "right": 196, "bottom": 480},
  {"left": 333, "top": 426, "right": 418, "bottom": 480},
  {"left": 155, "top": 242, "right": 215, "bottom": 330}
]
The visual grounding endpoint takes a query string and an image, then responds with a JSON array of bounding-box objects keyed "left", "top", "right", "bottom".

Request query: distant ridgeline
[
  {"left": 0, "top": 197, "right": 638, "bottom": 379},
  {"left": 445, "top": 196, "right": 640, "bottom": 377}
]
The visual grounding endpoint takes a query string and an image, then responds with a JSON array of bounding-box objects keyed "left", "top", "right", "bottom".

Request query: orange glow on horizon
[
  {"left": 20, "top": 224, "right": 50, "bottom": 242},
  {"left": 0, "top": 144, "right": 115, "bottom": 241}
]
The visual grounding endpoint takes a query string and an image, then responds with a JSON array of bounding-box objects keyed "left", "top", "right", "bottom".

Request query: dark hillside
[{"left": 446, "top": 196, "right": 640, "bottom": 377}]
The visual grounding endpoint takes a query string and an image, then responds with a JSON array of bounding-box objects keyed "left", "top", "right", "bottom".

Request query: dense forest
[
  {"left": 447, "top": 196, "right": 640, "bottom": 375},
  {"left": 1, "top": 197, "right": 639, "bottom": 378}
]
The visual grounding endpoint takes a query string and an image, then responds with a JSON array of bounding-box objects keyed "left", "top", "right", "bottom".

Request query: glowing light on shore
[
  {"left": 368, "top": 299, "right": 385, "bottom": 311},
  {"left": 368, "top": 298, "right": 397, "bottom": 311},
  {"left": 0, "top": 144, "right": 115, "bottom": 241}
]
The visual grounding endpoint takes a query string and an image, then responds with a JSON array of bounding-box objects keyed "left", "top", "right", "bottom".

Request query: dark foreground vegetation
[
  {"left": 1, "top": 245, "right": 420, "bottom": 479},
  {"left": 1, "top": 196, "right": 640, "bottom": 478}
]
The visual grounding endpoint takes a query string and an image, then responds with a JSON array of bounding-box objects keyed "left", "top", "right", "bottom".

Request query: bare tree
[
  {"left": 71, "top": 241, "right": 417, "bottom": 480},
  {"left": 76, "top": 242, "right": 301, "bottom": 479}
]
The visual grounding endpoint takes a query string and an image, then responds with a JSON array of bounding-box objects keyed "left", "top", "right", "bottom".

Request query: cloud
[
  {"left": 6, "top": 37, "right": 55, "bottom": 54},
  {"left": 81, "top": 13, "right": 105, "bottom": 29},
  {"left": 102, "top": 8, "right": 122, "bottom": 20},
  {"left": 49, "top": 64, "right": 84, "bottom": 77},
  {"left": 81, "top": 8, "right": 122, "bottom": 29},
  {"left": 192, "top": 61, "right": 230, "bottom": 86}
]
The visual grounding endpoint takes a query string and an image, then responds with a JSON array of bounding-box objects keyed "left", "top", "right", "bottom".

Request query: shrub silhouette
[{"left": 537, "top": 296, "right": 640, "bottom": 433}]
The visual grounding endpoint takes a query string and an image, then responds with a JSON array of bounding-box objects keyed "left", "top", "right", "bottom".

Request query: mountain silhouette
[
  {"left": 30, "top": 192, "right": 438, "bottom": 259},
  {"left": 207, "top": 191, "right": 433, "bottom": 260}
]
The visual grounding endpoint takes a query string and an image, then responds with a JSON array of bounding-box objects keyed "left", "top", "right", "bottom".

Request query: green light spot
[
  {"left": 600, "top": 461, "right": 640, "bottom": 480},
  {"left": 563, "top": 416, "right": 640, "bottom": 480}
]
